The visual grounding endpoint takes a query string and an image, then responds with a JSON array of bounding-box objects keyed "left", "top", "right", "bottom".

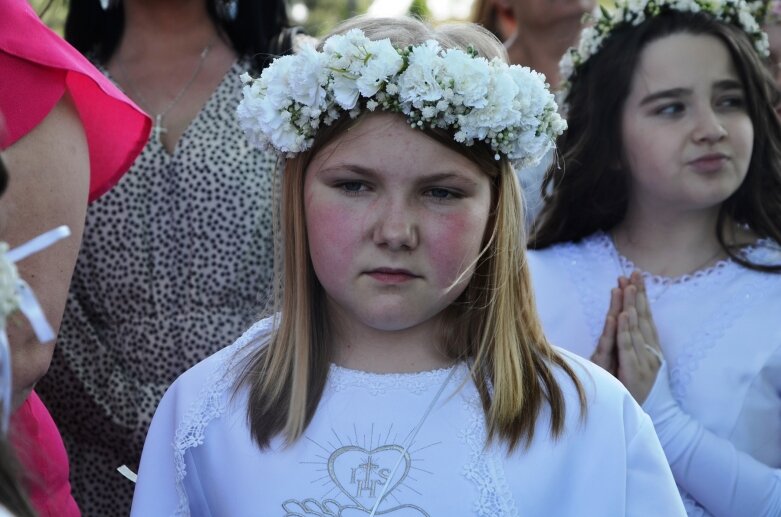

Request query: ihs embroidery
[{"left": 282, "top": 426, "right": 438, "bottom": 516}]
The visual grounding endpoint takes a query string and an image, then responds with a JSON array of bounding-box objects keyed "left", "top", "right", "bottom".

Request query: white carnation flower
[
  {"left": 331, "top": 74, "right": 361, "bottom": 110},
  {"left": 441, "top": 49, "right": 490, "bottom": 109},
  {"left": 397, "top": 40, "right": 445, "bottom": 107},
  {"left": 355, "top": 39, "right": 403, "bottom": 98},
  {"left": 285, "top": 46, "right": 328, "bottom": 108},
  {"left": 323, "top": 28, "right": 373, "bottom": 72}
]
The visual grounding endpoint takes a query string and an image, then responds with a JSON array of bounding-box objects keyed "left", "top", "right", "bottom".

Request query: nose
[
  {"left": 692, "top": 106, "right": 727, "bottom": 144},
  {"left": 372, "top": 197, "right": 418, "bottom": 251}
]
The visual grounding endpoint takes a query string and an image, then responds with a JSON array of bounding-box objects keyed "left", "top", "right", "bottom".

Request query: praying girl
[
  {"left": 131, "top": 16, "right": 686, "bottom": 515},
  {"left": 528, "top": 0, "right": 781, "bottom": 514}
]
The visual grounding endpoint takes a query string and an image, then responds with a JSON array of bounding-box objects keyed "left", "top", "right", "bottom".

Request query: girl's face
[
  {"left": 620, "top": 33, "right": 754, "bottom": 214},
  {"left": 304, "top": 113, "right": 492, "bottom": 335}
]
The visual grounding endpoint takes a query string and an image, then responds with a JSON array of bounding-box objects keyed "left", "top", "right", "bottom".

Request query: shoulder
[
  {"left": 0, "top": 3, "right": 148, "bottom": 200},
  {"left": 551, "top": 348, "right": 650, "bottom": 439},
  {"left": 164, "top": 316, "right": 275, "bottom": 408},
  {"left": 526, "top": 234, "right": 608, "bottom": 313},
  {"left": 553, "top": 348, "right": 626, "bottom": 401},
  {"left": 525, "top": 243, "right": 567, "bottom": 284},
  {"left": 526, "top": 233, "right": 606, "bottom": 272},
  {"left": 745, "top": 238, "right": 781, "bottom": 268}
]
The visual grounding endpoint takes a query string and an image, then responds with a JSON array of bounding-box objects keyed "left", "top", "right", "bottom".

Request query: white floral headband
[
  {"left": 237, "top": 29, "right": 567, "bottom": 168},
  {"left": 559, "top": 0, "right": 770, "bottom": 102}
]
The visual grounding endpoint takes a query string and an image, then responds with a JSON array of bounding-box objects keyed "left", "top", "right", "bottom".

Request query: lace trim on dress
[
  {"left": 460, "top": 392, "right": 519, "bottom": 516},
  {"left": 172, "top": 317, "right": 274, "bottom": 516},
  {"left": 602, "top": 232, "right": 777, "bottom": 287},
  {"left": 328, "top": 364, "right": 456, "bottom": 396}
]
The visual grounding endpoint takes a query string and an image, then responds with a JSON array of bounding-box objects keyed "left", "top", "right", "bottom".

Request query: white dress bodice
[
  {"left": 527, "top": 233, "right": 781, "bottom": 516},
  {"left": 131, "top": 317, "right": 686, "bottom": 516}
]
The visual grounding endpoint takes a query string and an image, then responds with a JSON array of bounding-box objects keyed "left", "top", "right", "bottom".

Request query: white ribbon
[
  {"left": 7, "top": 226, "right": 71, "bottom": 343},
  {"left": 117, "top": 465, "right": 138, "bottom": 483},
  {"left": 15, "top": 280, "right": 55, "bottom": 343},
  {"left": 0, "top": 331, "right": 10, "bottom": 435},
  {"left": 6, "top": 225, "right": 70, "bottom": 264}
]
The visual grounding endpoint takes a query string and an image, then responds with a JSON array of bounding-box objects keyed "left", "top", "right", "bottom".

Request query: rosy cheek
[
  {"left": 426, "top": 210, "right": 487, "bottom": 283},
  {"left": 306, "top": 199, "right": 358, "bottom": 277}
]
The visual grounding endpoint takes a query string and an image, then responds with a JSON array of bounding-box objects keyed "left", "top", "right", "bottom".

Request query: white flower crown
[
  {"left": 560, "top": 0, "right": 769, "bottom": 102},
  {"left": 237, "top": 29, "right": 567, "bottom": 167}
]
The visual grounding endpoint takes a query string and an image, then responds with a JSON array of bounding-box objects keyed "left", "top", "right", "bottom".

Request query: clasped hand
[{"left": 590, "top": 271, "right": 663, "bottom": 404}]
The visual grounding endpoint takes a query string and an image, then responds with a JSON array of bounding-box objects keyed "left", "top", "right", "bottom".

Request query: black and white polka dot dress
[{"left": 37, "top": 60, "right": 276, "bottom": 516}]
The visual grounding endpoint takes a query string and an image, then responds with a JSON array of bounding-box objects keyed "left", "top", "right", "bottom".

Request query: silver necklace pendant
[
  {"left": 151, "top": 114, "right": 168, "bottom": 144},
  {"left": 118, "top": 38, "right": 215, "bottom": 146}
]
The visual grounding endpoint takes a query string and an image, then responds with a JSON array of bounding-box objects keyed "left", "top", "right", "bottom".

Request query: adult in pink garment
[
  {"left": 35, "top": 0, "right": 290, "bottom": 514},
  {"left": 0, "top": 1, "right": 150, "bottom": 515}
]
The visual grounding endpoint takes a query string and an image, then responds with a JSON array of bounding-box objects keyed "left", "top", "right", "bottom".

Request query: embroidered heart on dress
[{"left": 328, "top": 444, "right": 410, "bottom": 511}]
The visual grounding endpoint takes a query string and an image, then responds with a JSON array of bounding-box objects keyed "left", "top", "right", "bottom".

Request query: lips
[
  {"left": 365, "top": 267, "right": 420, "bottom": 284},
  {"left": 687, "top": 153, "right": 729, "bottom": 173}
]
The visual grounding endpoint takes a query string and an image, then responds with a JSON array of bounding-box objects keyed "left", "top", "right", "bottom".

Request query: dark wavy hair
[
  {"left": 62, "top": 0, "right": 290, "bottom": 72},
  {"left": 530, "top": 11, "right": 781, "bottom": 273}
]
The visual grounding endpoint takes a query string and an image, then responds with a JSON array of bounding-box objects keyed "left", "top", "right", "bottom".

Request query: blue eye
[
  {"left": 717, "top": 95, "right": 745, "bottom": 109},
  {"left": 338, "top": 181, "right": 366, "bottom": 194},
  {"left": 655, "top": 103, "right": 684, "bottom": 116},
  {"left": 424, "top": 188, "right": 462, "bottom": 200}
]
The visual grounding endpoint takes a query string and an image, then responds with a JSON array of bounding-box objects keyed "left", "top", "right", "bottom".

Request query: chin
[
  {"left": 360, "top": 313, "right": 425, "bottom": 332},
  {"left": 353, "top": 303, "right": 444, "bottom": 333}
]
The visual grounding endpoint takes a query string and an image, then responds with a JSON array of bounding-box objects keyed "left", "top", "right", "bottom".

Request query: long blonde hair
[{"left": 236, "top": 15, "right": 586, "bottom": 452}]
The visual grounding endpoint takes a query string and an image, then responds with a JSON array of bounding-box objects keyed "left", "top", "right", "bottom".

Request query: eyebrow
[
  {"left": 639, "top": 79, "right": 744, "bottom": 106},
  {"left": 317, "top": 164, "right": 480, "bottom": 186}
]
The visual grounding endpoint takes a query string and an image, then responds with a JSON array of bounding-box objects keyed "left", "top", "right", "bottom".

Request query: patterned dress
[{"left": 37, "top": 60, "right": 277, "bottom": 516}]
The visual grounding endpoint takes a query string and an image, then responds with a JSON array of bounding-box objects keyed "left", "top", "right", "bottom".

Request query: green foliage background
[{"left": 299, "top": 0, "right": 372, "bottom": 37}]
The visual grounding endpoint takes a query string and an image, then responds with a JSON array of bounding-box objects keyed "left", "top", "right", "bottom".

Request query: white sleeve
[
  {"left": 130, "top": 382, "right": 184, "bottom": 516},
  {"left": 625, "top": 413, "right": 688, "bottom": 516},
  {"left": 643, "top": 362, "right": 781, "bottom": 516}
]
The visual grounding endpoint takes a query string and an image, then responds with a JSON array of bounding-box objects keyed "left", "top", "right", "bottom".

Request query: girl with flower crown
[
  {"left": 130, "top": 16, "right": 685, "bottom": 515},
  {"left": 528, "top": 0, "right": 781, "bottom": 515}
]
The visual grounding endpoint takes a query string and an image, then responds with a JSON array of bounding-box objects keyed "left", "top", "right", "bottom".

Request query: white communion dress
[
  {"left": 131, "top": 317, "right": 686, "bottom": 516},
  {"left": 527, "top": 232, "right": 781, "bottom": 516}
]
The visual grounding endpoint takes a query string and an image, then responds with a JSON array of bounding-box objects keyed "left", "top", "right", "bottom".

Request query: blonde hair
[{"left": 236, "top": 15, "right": 585, "bottom": 451}]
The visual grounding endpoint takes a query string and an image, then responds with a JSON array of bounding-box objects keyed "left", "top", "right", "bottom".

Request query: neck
[
  {"left": 613, "top": 199, "right": 725, "bottom": 277},
  {"left": 329, "top": 307, "right": 452, "bottom": 374},
  {"left": 613, "top": 200, "right": 752, "bottom": 277},
  {"left": 115, "top": 0, "right": 219, "bottom": 60},
  {"left": 504, "top": 18, "right": 583, "bottom": 89}
]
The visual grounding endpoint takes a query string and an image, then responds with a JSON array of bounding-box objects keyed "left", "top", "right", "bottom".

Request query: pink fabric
[
  {"left": 0, "top": 0, "right": 150, "bottom": 202},
  {"left": 9, "top": 391, "right": 80, "bottom": 517}
]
